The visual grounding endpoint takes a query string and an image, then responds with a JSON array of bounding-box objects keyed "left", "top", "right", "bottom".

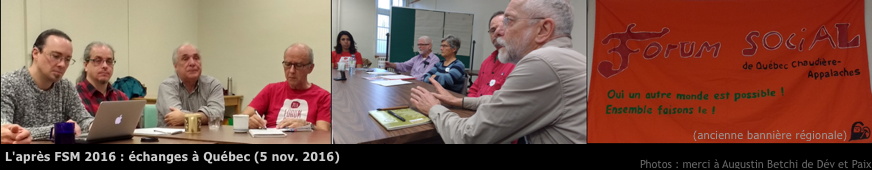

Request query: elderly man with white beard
[{"left": 409, "top": 0, "right": 587, "bottom": 144}]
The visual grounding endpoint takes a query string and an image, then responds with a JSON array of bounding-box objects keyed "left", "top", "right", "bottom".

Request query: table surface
[
  {"left": 135, "top": 126, "right": 332, "bottom": 144},
  {"left": 31, "top": 136, "right": 217, "bottom": 144},
  {"left": 332, "top": 69, "right": 474, "bottom": 144}
]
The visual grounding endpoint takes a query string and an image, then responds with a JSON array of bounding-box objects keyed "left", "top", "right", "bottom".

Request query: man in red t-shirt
[
  {"left": 243, "top": 43, "right": 332, "bottom": 131},
  {"left": 468, "top": 11, "right": 516, "bottom": 97}
]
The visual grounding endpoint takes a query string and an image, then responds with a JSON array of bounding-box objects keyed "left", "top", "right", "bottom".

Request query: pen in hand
[{"left": 254, "top": 110, "right": 267, "bottom": 129}]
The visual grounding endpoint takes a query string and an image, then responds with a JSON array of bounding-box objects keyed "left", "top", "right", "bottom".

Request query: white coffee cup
[{"left": 233, "top": 114, "right": 249, "bottom": 133}]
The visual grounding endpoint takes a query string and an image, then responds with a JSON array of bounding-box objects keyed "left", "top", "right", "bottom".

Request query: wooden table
[
  {"left": 135, "top": 126, "right": 332, "bottom": 144},
  {"left": 133, "top": 95, "right": 244, "bottom": 124},
  {"left": 332, "top": 69, "right": 474, "bottom": 144},
  {"left": 32, "top": 136, "right": 216, "bottom": 144}
]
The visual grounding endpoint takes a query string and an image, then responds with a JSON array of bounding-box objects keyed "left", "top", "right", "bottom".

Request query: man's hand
[
  {"left": 2, "top": 124, "right": 32, "bottom": 144},
  {"left": 277, "top": 118, "right": 309, "bottom": 129},
  {"left": 248, "top": 114, "right": 267, "bottom": 129},
  {"left": 1, "top": 124, "right": 14, "bottom": 144},
  {"left": 427, "top": 76, "right": 462, "bottom": 106},
  {"left": 385, "top": 62, "right": 396, "bottom": 69},
  {"left": 410, "top": 86, "right": 441, "bottom": 115},
  {"left": 165, "top": 107, "right": 187, "bottom": 126},
  {"left": 66, "top": 120, "right": 82, "bottom": 137}
]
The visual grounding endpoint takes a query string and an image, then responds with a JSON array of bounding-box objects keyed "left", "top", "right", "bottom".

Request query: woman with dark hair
[{"left": 331, "top": 30, "right": 363, "bottom": 69}]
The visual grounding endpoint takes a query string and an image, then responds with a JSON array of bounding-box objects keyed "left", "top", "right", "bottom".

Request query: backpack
[{"left": 113, "top": 76, "right": 147, "bottom": 98}]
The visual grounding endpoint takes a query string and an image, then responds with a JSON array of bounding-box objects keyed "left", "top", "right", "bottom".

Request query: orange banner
[{"left": 590, "top": 0, "right": 871, "bottom": 143}]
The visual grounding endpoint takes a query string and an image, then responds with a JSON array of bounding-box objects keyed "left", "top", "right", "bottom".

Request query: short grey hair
[
  {"left": 418, "top": 36, "right": 431, "bottom": 43},
  {"left": 287, "top": 43, "right": 314, "bottom": 64},
  {"left": 77, "top": 41, "right": 115, "bottom": 83},
  {"left": 172, "top": 43, "right": 198, "bottom": 65},
  {"left": 442, "top": 35, "right": 461, "bottom": 52},
  {"left": 523, "top": 0, "right": 573, "bottom": 38}
]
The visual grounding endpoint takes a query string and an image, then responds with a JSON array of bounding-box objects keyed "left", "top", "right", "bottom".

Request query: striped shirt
[{"left": 423, "top": 59, "right": 467, "bottom": 94}]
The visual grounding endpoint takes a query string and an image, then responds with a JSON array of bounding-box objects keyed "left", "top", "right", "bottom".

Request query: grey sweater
[{"left": 1, "top": 67, "right": 94, "bottom": 140}]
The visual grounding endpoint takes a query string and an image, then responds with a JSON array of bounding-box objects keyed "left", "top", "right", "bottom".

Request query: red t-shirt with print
[
  {"left": 331, "top": 51, "right": 363, "bottom": 69},
  {"left": 248, "top": 82, "right": 331, "bottom": 128}
]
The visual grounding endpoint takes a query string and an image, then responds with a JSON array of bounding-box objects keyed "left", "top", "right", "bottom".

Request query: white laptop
[{"left": 75, "top": 100, "right": 146, "bottom": 144}]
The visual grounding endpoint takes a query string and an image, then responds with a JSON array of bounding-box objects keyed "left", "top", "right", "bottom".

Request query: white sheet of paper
[
  {"left": 380, "top": 75, "right": 416, "bottom": 80},
  {"left": 134, "top": 128, "right": 184, "bottom": 135},
  {"left": 371, "top": 80, "right": 412, "bottom": 86}
]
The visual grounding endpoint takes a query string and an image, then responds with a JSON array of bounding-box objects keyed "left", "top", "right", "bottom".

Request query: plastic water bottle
[
  {"left": 377, "top": 57, "right": 386, "bottom": 69},
  {"left": 348, "top": 55, "right": 356, "bottom": 76},
  {"left": 349, "top": 54, "right": 356, "bottom": 70}
]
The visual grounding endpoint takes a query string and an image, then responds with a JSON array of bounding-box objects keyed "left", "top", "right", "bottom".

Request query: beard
[{"left": 496, "top": 32, "right": 531, "bottom": 64}]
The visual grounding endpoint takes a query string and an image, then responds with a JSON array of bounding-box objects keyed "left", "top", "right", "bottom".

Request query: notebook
[
  {"left": 75, "top": 100, "right": 146, "bottom": 144},
  {"left": 368, "top": 108, "right": 431, "bottom": 130},
  {"left": 248, "top": 129, "right": 287, "bottom": 138}
]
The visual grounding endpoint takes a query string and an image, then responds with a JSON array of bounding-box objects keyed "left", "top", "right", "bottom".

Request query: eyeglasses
[
  {"left": 282, "top": 61, "right": 312, "bottom": 70},
  {"left": 488, "top": 28, "right": 498, "bottom": 34},
  {"left": 85, "top": 58, "right": 116, "bottom": 66},
  {"left": 417, "top": 43, "right": 431, "bottom": 46},
  {"left": 44, "top": 52, "right": 75, "bottom": 65},
  {"left": 503, "top": 16, "right": 545, "bottom": 27}
]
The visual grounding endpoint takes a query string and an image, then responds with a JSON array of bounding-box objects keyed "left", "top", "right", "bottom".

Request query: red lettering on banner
[
  {"left": 743, "top": 24, "right": 861, "bottom": 56},
  {"left": 599, "top": 24, "right": 670, "bottom": 78},
  {"left": 836, "top": 23, "right": 861, "bottom": 49},
  {"left": 599, "top": 24, "right": 721, "bottom": 78},
  {"left": 809, "top": 25, "right": 837, "bottom": 51}
]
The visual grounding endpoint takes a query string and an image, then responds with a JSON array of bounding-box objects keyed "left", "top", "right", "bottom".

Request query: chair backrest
[
  {"left": 141, "top": 104, "right": 158, "bottom": 128},
  {"left": 363, "top": 58, "right": 372, "bottom": 68}
]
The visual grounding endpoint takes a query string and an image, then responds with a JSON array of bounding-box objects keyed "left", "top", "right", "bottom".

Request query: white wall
[
  {"left": 200, "top": 0, "right": 332, "bottom": 108},
  {"left": 128, "top": 0, "right": 199, "bottom": 96},
  {"left": 0, "top": 0, "right": 26, "bottom": 74},
  {"left": 38, "top": 0, "right": 131, "bottom": 85},
  {"left": 332, "top": 0, "right": 377, "bottom": 67}
]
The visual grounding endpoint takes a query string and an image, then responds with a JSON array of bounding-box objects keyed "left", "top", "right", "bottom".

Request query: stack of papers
[
  {"left": 366, "top": 68, "right": 395, "bottom": 75},
  {"left": 134, "top": 128, "right": 185, "bottom": 135},
  {"left": 276, "top": 126, "right": 313, "bottom": 132},
  {"left": 380, "top": 75, "right": 416, "bottom": 80},
  {"left": 371, "top": 80, "right": 412, "bottom": 86},
  {"left": 248, "top": 129, "right": 287, "bottom": 138},
  {"left": 366, "top": 71, "right": 396, "bottom": 75}
]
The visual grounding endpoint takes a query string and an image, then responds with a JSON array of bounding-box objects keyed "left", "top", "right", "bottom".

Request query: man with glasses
[
  {"left": 1, "top": 29, "right": 94, "bottom": 142},
  {"left": 410, "top": 0, "right": 586, "bottom": 144},
  {"left": 384, "top": 36, "right": 441, "bottom": 81},
  {"left": 468, "top": 11, "right": 516, "bottom": 97},
  {"left": 156, "top": 43, "right": 225, "bottom": 127},
  {"left": 241, "top": 43, "right": 331, "bottom": 131},
  {"left": 75, "top": 42, "right": 129, "bottom": 116}
]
